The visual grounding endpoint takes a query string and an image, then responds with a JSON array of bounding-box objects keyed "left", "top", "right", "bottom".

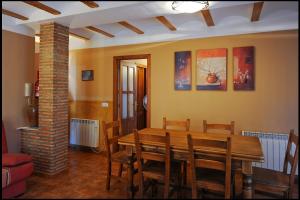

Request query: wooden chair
[
  {"left": 187, "top": 134, "right": 233, "bottom": 199},
  {"left": 102, "top": 120, "right": 137, "bottom": 197},
  {"left": 253, "top": 129, "right": 299, "bottom": 199},
  {"left": 163, "top": 117, "right": 190, "bottom": 131},
  {"left": 163, "top": 117, "right": 190, "bottom": 187},
  {"left": 134, "top": 130, "right": 181, "bottom": 198},
  {"left": 203, "top": 120, "right": 235, "bottom": 135}
]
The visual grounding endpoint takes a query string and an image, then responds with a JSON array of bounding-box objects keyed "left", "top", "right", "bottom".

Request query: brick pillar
[{"left": 38, "top": 22, "right": 69, "bottom": 175}]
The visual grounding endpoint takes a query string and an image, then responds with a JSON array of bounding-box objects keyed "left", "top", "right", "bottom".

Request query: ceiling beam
[
  {"left": 36, "top": 33, "right": 89, "bottom": 41},
  {"left": 2, "top": 9, "right": 29, "bottom": 20},
  {"left": 118, "top": 21, "right": 144, "bottom": 34},
  {"left": 80, "top": 1, "right": 99, "bottom": 8},
  {"left": 200, "top": 9, "right": 215, "bottom": 26},
  {"left": 156, "top": 16, "right": 176, "bottom": 31},
  {"left": 251, "top": 2, "right": 264, "bottom": 22},
  {"left": 23, "top": 1, "right": 61, "bottom": 15},
  {"left": 86, "top": 26, "right": 115, "bottom": 38}
]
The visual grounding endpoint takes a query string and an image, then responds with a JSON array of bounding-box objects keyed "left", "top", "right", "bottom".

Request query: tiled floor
[{"left": 17, "top": 148, "right": 298, "bottom": 199}]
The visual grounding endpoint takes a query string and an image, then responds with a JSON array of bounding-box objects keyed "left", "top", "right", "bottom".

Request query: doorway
[{"left": 113, "top": 54, "right": 151, "bottom": 135}]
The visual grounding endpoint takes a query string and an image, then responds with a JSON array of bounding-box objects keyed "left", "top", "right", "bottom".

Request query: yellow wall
[
  {"left": 2, "top": 30, "right": 35, "bottom": 152},
  {"left": 69, "top": 30, "right": 298, "bottom": 135}
]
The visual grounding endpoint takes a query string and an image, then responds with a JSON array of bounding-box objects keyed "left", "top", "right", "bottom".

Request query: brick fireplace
[{"left": 20, "top": 22, "right": 69, "bottom": 175}]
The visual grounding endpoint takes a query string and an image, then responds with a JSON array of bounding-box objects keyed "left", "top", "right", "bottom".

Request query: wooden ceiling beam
[
  {"left": 2, "top": 9, "right": 29, "bottom": 20},
  {"left": 80, "top": 1, "right": 99, "bottom": 8},
  {"left": 200, "top": 9, "right": 215, "bottom": 26},
  {"left": 118, "top": 21, "right": 144, "bottom": 34},
  {"left": 156, "top": 16, "right": 176, "bottom": 31},
  {"left": 86, "top": 26, "right": 114, "bottom": 38},
  {"left": 23, "top": 1, "right": 61, "bottom": 15},
  {"left": 251, "top": 2, "right": 264, "bottom": 22}
]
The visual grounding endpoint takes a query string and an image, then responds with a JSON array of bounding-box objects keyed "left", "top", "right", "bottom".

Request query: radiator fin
[
  {"left": 70, "top": 118, "right": 99, "bottom": 148},
  {"left": 242, "top": 131, "right": 297, "bottom": 175}
]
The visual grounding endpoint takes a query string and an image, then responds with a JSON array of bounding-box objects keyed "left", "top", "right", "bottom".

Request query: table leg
[{"left": 242, "top": 161, "right": 253, "bottom": 199}]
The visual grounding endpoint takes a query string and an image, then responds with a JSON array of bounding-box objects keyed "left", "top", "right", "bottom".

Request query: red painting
[{"left": 233, "top": 46, "right": 255, "bottom": 90}]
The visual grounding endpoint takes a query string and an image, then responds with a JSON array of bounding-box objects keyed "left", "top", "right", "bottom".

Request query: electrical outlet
[{"left": 101, "top": 102, "right": 109, "bottom": 108}]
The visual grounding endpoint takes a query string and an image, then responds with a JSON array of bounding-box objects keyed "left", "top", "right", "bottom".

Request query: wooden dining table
[{"left": 118, "top": 128, "right": 264, "bottom": 199}]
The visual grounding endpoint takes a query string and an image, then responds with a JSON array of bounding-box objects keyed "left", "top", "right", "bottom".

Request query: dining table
[{"left": 118, "top": 128, "right": 264, "bottom": 199}]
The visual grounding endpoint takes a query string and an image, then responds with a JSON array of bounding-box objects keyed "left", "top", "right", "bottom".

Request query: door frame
[{"left": 113, "top": 54, "right": 151, "bottom": 128}]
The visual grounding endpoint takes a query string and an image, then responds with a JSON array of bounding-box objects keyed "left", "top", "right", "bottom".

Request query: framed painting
[
  {"left": 174, "top": 51, "right": 192, "bottom": 90},
  {"left": 82, "top": 70, "right": 94, "bottom": 81},
  {"left": 233, "top": 46, "right": 255, "bottom": 90},
  {"left": 196, "top": 48, "right": 227, "bottom": 90}
]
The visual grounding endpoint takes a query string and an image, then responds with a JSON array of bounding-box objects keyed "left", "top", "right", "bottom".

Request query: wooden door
[
  {"left": 119, "top": 64, "right": 136, "bottom": 134},
  {"left": 136, "top": 67, "right": 146, "bottom": 130}
]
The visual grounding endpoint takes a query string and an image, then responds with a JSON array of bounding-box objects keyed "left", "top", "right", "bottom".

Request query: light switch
[{"left": 101, "top": 102, "right": 109, "bottom": 107}]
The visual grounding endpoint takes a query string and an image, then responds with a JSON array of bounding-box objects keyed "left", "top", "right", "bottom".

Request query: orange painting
[{"left": 196, "top": 48, "right": 227, "bottom": 90}]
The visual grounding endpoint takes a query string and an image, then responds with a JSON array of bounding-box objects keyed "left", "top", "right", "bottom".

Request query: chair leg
[
  {"left": 181, "top": 161, "right": 187, "bottom": 186},
  {"left": 138, "top": 173, "right": 144, "bottom": 198},
  {"left": 106, "top": 162, "right": 112, "bottom": 191},
  {"left": 164, "top": 177, "right": 170, "bottom": 199},
  {"left": 118, "top": 163, "right": 123, "bottom": 177},
  {"left": 176, "top": 167, "right": 182, "bottom": 198},
  {"left": 126, "top": 162, "right": 133, "bottom": 198}
]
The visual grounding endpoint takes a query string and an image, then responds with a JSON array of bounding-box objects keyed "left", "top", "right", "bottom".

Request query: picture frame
[
  {"left": 174, "top": 51, "right": 192, "bottom": 90},
  {"left": 196, "top": 48, "right": 227, "bottom": 90},
  {"left": 82, "top": 70, "right": 94, "bottom": 81},
  {"left": 233, "top": 46, "right": 255, "bottom": 90}
]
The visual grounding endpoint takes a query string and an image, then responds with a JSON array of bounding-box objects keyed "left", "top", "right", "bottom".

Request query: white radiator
[
  {"left": 70, "top": 118, "right": 99, "bottom": 148},
  {"left": 242, "top": 131, "right": 298, "bottom": 175}
]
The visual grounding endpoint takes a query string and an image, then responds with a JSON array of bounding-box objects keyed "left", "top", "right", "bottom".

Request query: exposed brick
[{"left": 20, "top": 22, "right": 69, "bottom": 175}]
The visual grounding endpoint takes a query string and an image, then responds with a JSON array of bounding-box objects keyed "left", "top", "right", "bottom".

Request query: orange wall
[
  {"left": 69, "top": 30, "right": 298, "bottom": 135},
  {"left": 2, "top": 30, "right": 35, "bottom": 152}
]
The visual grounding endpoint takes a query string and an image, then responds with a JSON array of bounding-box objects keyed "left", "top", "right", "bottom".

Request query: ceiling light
[{"left": 172, "top": 1, "right": 209, "bottom": 13}]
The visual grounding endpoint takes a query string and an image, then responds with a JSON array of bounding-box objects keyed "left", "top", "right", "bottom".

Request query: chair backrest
[
  {"left": 203, "top": 120, "right": 235, "bottom": 135},
  {"left": 187, "top": 134, "right": 232, "bottom": 199},
  {"left": 134, "top": 130, "right": 171, "bottom": 198},
  {"left": 283, "top": 130, "right": 299, "bottom": 185},
  {"left": 2, "top": 121, "right": 8, "bottom": 154},
  {"left": 102, "top": 120, "right": 123, "bottom": 160},
  {"left": 134, "top": 130, "right": 170, "bottom": 164},
  {"left": 163, "top": 117, "right": 190, "bottom": 131}
]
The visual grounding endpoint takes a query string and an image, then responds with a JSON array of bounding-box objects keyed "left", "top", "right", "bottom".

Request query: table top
[{"left": 118, "top": 128, "right": 264, "bottom": 162}]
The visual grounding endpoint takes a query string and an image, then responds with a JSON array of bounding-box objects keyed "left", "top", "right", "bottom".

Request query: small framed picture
[{"left": 82, "top": 70, "right": 94, "bottom": 81}]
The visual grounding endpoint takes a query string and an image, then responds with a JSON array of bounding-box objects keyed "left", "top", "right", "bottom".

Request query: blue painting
[{"left": 175, "top": 51, "right": 191, "bottom": 90}]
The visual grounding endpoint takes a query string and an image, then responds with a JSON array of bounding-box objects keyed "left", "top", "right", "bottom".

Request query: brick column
[
  {"left": 20, "top": 22, "right": 69, "bottom": 175},
  {"left": 39, "top": 22, "right": 69, "bottom": 175}
]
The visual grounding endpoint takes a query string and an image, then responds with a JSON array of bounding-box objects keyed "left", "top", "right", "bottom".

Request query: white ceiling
[{"left": 2, "top": 1, "right": 298, "bottom": 50}]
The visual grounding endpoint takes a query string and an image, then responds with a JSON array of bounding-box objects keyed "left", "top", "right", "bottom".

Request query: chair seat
[
  {"left": 253, "top": 167, "right": 290, "bottom": 191},
  {"left": 143, "top": 161, "right": 180, "bottom": 181},
  {"left": 111, "top": 151, "right": 131, "bottom": 164},
  {"left": 196, "top": 168, "right": 227, "bottom": 192}
]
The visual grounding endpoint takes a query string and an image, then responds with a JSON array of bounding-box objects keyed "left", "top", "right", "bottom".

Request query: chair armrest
[{"left": 2, "top": 153, "right": 32, "bottom": 167}]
